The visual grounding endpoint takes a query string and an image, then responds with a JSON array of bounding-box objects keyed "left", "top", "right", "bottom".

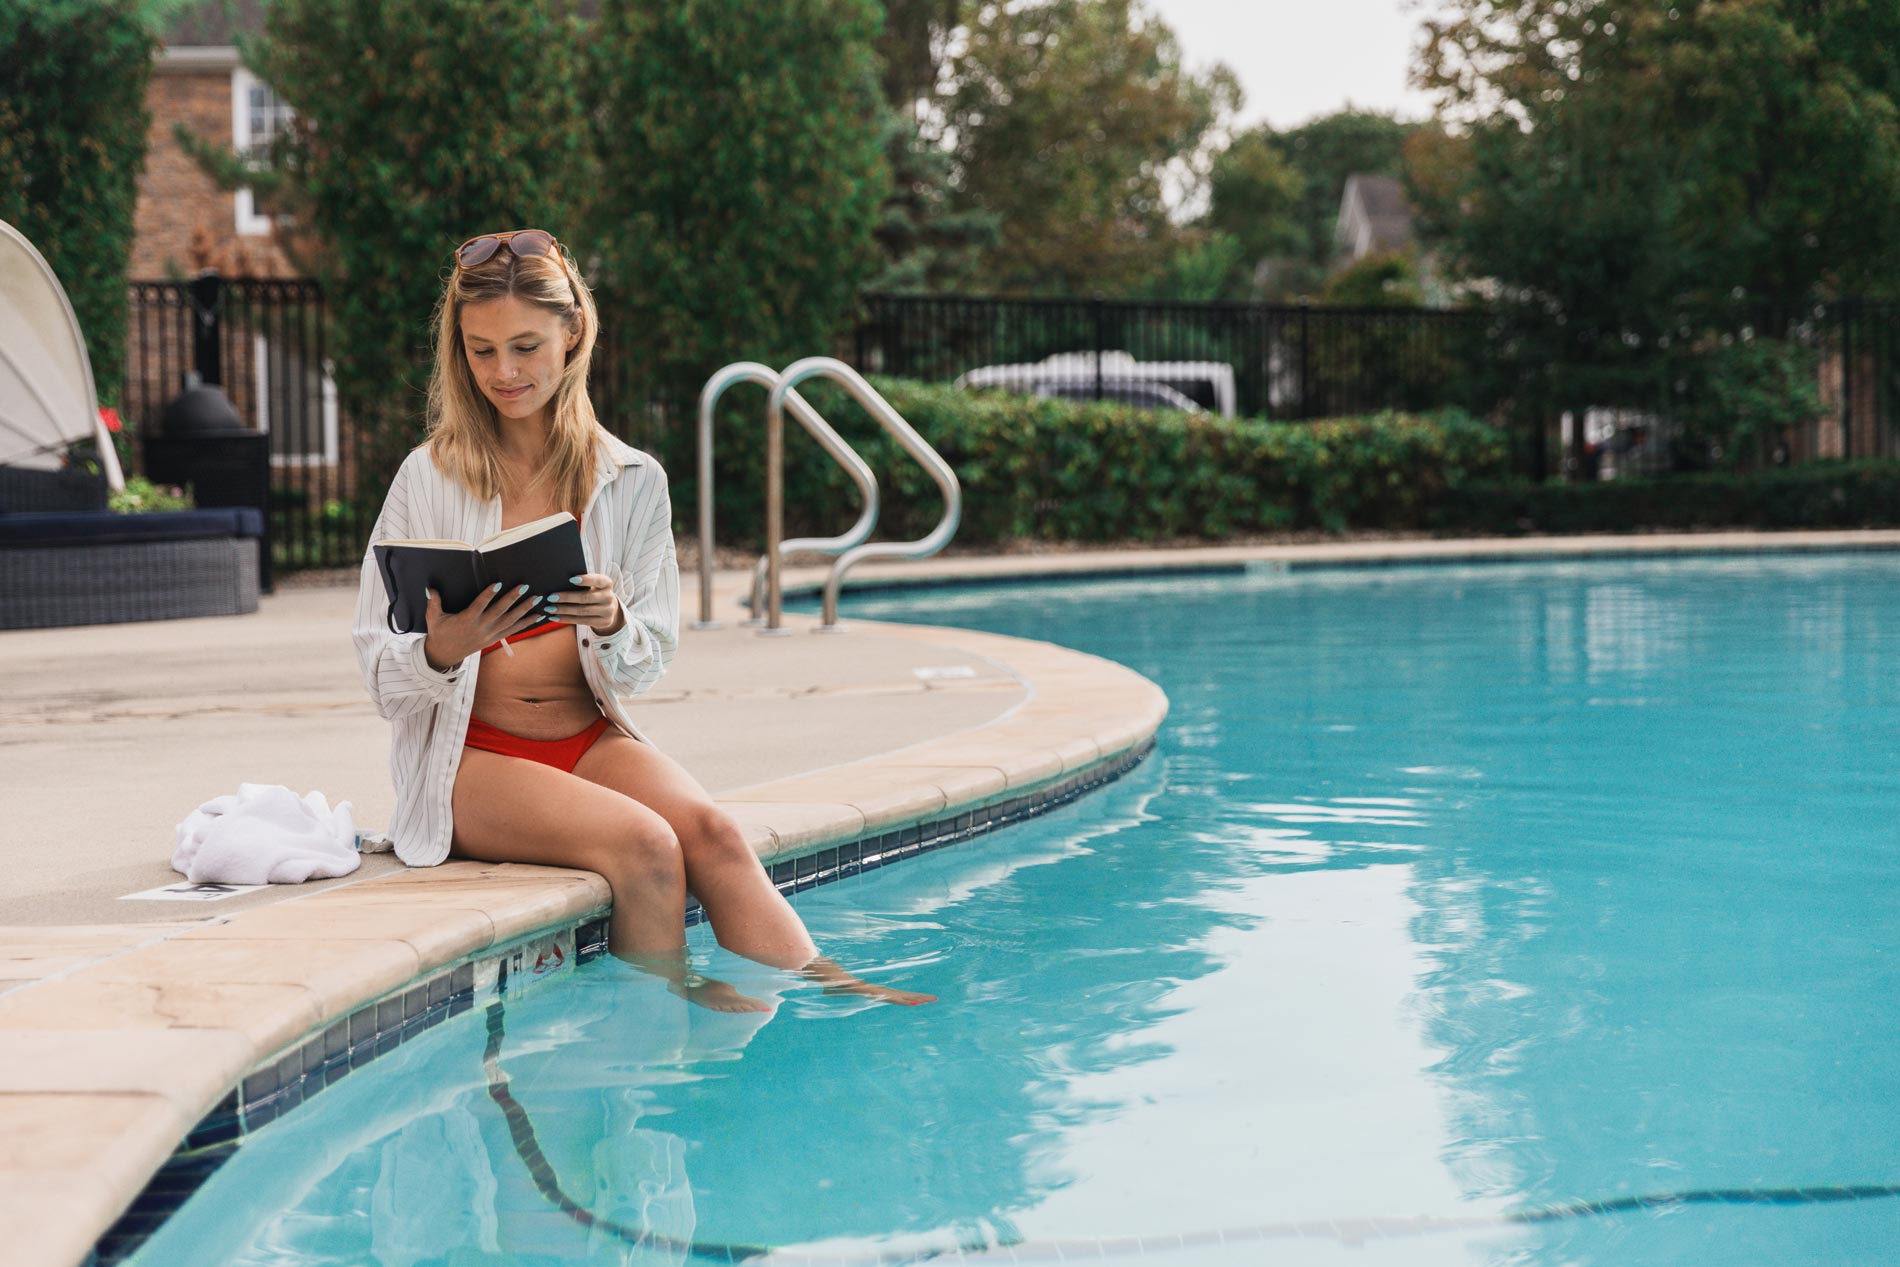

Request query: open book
[{"left": 374, "top": 512, "right": 587, "bottom": 635}]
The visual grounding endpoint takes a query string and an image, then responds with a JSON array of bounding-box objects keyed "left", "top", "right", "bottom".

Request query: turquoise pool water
[{"left": 129, "top": 554, "right": 1900, "bottom": 1265}]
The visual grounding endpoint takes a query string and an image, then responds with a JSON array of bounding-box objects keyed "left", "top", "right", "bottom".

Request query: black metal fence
[
  {"left": 124, "top": 275, "right": 681, "bottom": 573},
  {"left": 857, "top": 292, "right": 1900, "bottom": 477},
  {"left": 123, "top": 279, "right": 1900, "bottom": 572},
  {"left": 125, "top": 276, "right": 360, "bottom": 572},
  {"left": 855, "top": 293, "right": 1496, "bottom": 422}
]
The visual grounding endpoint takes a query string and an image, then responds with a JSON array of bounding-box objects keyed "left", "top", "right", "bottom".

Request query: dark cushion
[{"left": 0, "top": 507, "right": 264, "bottom": 547}]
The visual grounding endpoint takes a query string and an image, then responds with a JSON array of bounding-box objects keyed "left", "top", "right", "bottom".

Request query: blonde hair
[{"left": 424, "top": 238, "right": 602, "bottom": 516}]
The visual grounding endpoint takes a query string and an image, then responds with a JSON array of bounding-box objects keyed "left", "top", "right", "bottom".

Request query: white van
[{"left": 953, "top": 351, "right": 1238, "bottom": 418}]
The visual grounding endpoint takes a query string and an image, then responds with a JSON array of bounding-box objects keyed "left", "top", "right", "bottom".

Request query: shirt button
[{"left": 580, "top": 638, "right": 590, "bottom": 647}]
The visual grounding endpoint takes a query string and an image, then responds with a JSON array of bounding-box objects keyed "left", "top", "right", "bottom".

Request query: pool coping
[
  {"left": 12, "top": 528, "right": 1899, "bottom": 1266},
  {"left": 2, "top": 611, "right": 1169, "bottom": 1267},
  {"left": 775, "top": 527, "right": 1900, "bottom": 599}
]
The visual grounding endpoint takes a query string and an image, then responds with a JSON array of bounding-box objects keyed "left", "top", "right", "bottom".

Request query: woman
[{"left": 352, "top": 228, "right": 931, "bottom": 1012}]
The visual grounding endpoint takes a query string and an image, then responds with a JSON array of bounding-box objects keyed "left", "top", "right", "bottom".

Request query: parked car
[
  {"left": 954, "top": 351, "right": 1237, "bottom": 417},
  {"left": 1034, "top": 378, "right": 1206, "bottom": 412},
  {"left": 1566, "top": 407, "right": 1698, "bottom": 480}
]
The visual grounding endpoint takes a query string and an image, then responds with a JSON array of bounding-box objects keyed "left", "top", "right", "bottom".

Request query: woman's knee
[
  {"left": 582, "top": 809, "right": 683, "bottom": 889},
  {"left": 677, "top": 803, "right": 759, "bottom": 871}
]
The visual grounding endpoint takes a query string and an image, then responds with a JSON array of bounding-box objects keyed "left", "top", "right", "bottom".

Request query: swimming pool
[{"left": 124, "top": 553, "right": 1900, "bottom": 1265}]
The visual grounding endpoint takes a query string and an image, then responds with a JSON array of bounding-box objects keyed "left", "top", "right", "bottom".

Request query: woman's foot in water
[
  {"left": 676, "top": 974, "right": 772, "bottom": 1013},
  {"left": 620, "top": 948, "right": 771, "bottom": 1014},
  {"left": 801, "top": 956, "right": 937, "bottom": 1006}
]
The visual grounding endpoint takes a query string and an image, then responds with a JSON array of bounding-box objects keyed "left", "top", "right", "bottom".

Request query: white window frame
[
  {"left": 231, "top": 67, "right": 293, "bottom": 237},
  {"left": 253, "top": 334, "right": 340, "bottom": 467}
]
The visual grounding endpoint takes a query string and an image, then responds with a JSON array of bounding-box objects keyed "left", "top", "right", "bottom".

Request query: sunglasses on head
[{"left": 454, "top": 228, "right": 560, "bottom": 268}]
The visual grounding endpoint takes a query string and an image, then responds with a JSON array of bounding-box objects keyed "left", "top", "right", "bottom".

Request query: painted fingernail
[
  {"left": 569, "top": 576, "right": 585, "bottom": 585},
  {"left": 491, "top": 582, "right": 503, "bottom": 593},
  {"left": 517, "top": 584, "right": 530, "bottom": 595}
]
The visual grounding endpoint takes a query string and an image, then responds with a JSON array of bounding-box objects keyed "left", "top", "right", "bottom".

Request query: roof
[{"left": 1337, "top": 174, "right": 1416, "bottom": 255}]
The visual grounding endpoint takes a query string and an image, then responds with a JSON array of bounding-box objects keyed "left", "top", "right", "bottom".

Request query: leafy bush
[
  {"left": 0, "top": 0, "right": 160, "bottom": 407},
  {"left": 1665, "top": 336, "right": 1824, "bottom": 466},
  {"left": 698, "top": 377, "right": 1510, "bottom": 547},
  {"left": 1434, "top": 462, "right": 1900, "bottom": 534},
  {"left": 109, "top": 475, "right": 193, "bottom": 513}
]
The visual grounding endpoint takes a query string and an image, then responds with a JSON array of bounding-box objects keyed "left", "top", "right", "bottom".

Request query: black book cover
[{"left": 374, "top": 515, "right": 587, "bottom": 635}]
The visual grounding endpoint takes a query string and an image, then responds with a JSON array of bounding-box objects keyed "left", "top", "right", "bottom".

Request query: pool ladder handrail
[
  {"left": 694, "top": 361, "right": 879, "bottom": 630},
  {"left": 763, "top": 357, "right": 961, "bottom": 631}
]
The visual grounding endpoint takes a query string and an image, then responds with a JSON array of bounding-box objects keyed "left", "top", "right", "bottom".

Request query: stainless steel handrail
[
  {"left": 694, "top": 362, "right": 879, "bottom": 629},
  {"left": 763, "top": 357, "right": 961, "bottom": 630}
]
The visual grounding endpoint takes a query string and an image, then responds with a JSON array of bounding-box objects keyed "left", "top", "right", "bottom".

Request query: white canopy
[{"left": 0, "top": 218, "right": 124, "bottom": 487}]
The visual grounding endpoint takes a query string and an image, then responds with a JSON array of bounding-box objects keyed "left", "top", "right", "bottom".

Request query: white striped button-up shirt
[{"left": 351, "top": 432, "right": 680, "bottom": 866}]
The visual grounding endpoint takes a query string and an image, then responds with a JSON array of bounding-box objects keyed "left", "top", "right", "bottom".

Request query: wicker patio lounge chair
[{"left": 1, "top": 218, "right": 258, "bottom": 629}]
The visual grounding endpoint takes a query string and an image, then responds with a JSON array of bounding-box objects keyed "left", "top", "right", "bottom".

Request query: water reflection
[
  {"left": 131, "top": 557, "right": 1900, "bottom": 1266},
  {"left": 846, "top": 555, "right": 1900, "bottom": 1263}
]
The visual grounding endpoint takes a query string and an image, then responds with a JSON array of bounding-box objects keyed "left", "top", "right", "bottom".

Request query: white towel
[{"left": 172, "top": 783, "right": 360, "bottom": 884}]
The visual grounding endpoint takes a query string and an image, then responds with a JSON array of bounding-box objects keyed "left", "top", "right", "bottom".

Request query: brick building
[
  {"left": 127, "top": 2, "right": 339, "bottom": 494},
  {"left": 133, "top": 0, "right": 295, "bottom": 280}
]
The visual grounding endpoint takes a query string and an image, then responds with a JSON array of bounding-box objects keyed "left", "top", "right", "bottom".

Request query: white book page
[
  {"left": 373, "top": 538, "right": 472, "bottom": 549},
  {"left": 479, "top": 512, "right": 576, "bottom": 552}
]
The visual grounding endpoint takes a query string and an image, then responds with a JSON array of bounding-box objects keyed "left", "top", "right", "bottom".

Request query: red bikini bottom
[{"left": 463, "top": 715, "right": 613, "bottom": 773}]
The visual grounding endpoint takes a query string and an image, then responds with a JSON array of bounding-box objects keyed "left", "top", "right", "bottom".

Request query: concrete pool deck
[{"left": 4, "top": 528, "right": 1899, "bottom": 1267}]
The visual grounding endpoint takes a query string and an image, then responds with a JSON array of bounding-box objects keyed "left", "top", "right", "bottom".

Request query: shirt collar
[{"left": 593, "top": 432, "right": 645, "bottom": 488}]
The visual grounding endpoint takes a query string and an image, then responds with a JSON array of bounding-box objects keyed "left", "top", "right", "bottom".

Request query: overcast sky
[{"left": 1144, "top": 0, "right": 1440, "bottom": 132}]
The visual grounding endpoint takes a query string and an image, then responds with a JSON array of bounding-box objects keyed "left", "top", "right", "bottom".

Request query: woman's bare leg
[
  {"left": 450, "top": 745, "right": 766, "bottom": 1012},
  {"left": 572, "top": 732, "right": 935, "bottom": 1005},
  {"left": 571, "top": 732, "right": 815, "bottom": 966}
]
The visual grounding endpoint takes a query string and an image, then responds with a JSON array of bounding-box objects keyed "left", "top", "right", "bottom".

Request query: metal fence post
[
  {"left": 1841, "top": 300, "right": 1855, "bottom": 461},
  {"left": 189, "top": 270, "right": 223, "bottom": 387},
  {"left": 1092, "top": 294, "right": 1106, "bottom": 402},
  {"left": 1297, "top": 299, "right": 1311, "bottom": 419}
]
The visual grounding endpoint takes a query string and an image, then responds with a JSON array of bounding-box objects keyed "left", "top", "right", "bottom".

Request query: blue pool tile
[{"left": 347, "top": 1005, "right": 378, "bottom": 1049}]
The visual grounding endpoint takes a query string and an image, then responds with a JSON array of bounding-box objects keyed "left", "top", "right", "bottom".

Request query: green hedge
[
  {"left": 697, "top": 378, "right": 1511, "bottom": 546},
  {"left": 0, "top": 0, "right": 159, "bottom": 407},
  {"left": 1433, "top": 462, "right": 1900, "bottom": 534}
]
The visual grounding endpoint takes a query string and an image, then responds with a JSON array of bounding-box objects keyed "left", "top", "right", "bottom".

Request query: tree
[
  {"left": 1321, "top": 251, "right": 1425, "bottom": 307},
  {"left": 1202, "top": 128, "right": 1305, "bottom": 298},
  {"left": 1270, "top": 110, "right": 1416, "bottom": 268},
  {"left": 877, "top": 0, "right": 958, "bottom": 115},
  {"left": 586, "top": 0, "right": 890, "bottom": 421},
  {"left": 939, "top": 0, "right": 1239, "bottom": 295},
  {"left": 1419, "top": 1, "right": 1900, "bottom": 316},
  {"left": 188, "top": 0, "right": 591, "bottom": 489},
  {"left": 0, "top": 0, "right": 163, "bottom": 409},
  {"left": 1415, "top": 0, "right": 1900, "bottom": 461},
  {"left": 870, "top": 114, "right": 1000, "bottom": 293},
  {"left": 1200, "top": 110, "right": 1421, "bottom": 301}
]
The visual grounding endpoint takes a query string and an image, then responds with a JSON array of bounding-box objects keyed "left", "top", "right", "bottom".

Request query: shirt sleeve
[
  {"left": 584, "top": 463, "right": 679, "bottom": 699},
  {"left": 351, "top": 453, "right": 470, "bottom": 719}
]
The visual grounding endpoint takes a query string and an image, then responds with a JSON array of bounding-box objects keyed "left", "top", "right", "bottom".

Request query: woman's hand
[
  {"left": 546, "top": 573, "right": 625, "bottom": 635},
  {"left": 421, "top": 583, "right": 547, "bottom": 671}
]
